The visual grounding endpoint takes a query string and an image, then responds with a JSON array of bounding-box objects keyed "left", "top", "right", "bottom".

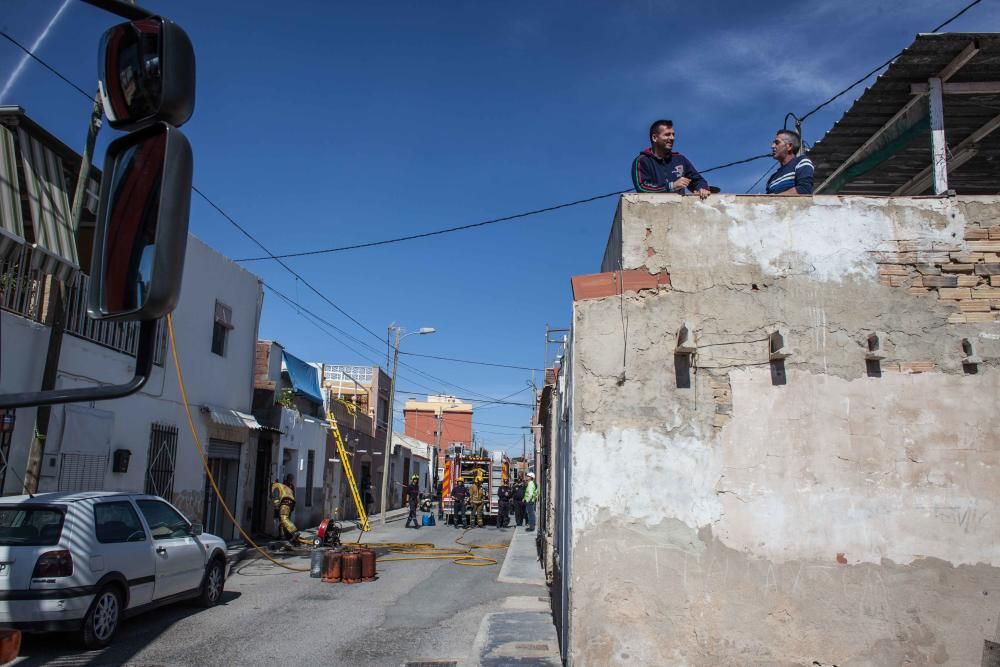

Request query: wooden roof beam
[
  {"left": 816, "top": 40, "right": 980, "bottom": 194},
  {"left": 911, "top": 81, "right": 1000, "bottom": 95},
  {"left": 892, "top": 112, "right": 1000, "bottom": 195}
]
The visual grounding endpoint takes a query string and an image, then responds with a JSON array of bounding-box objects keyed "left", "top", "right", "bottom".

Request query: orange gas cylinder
[
  {"left": 360, "top": 549, "right": 377, "bottom": 581},
  {"left": 322, "top": 549, "right": 342, "bottom": 582},
  {"left": 341, "top": 552, "right": 362, "bottom": 584}
]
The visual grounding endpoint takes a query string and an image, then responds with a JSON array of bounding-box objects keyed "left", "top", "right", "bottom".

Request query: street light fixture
[{"left": 380, "top": 324, "right": 435, "bottom": 523}]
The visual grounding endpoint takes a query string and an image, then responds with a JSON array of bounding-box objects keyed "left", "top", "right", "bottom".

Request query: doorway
[
  {"left": 252, "top": 435, "right": 273, "bottom": 534},
  {"left": 204, "top": 439, "right": 241, "bottom": 541}
]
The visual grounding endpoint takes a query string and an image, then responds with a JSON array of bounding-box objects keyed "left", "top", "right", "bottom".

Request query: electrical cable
[
  {"left": 399, "top": 351, "right": 542, "bottom": 372},
  {"left": 797, "top": 0, "right": 985, "bottom": 121}
]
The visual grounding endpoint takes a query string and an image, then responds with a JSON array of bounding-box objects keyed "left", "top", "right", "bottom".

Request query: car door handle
[{"left": 156, "top": 546, "right": 167, "bottom": 554}]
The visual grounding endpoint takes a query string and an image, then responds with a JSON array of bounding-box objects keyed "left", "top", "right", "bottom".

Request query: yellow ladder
[{"left": 327, "top": 412, "right": 370, "bottom": 532}]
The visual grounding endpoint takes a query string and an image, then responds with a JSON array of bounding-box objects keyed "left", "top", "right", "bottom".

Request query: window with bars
[{"left": 145, "top": 423, "right": 178, "bottom": 499}]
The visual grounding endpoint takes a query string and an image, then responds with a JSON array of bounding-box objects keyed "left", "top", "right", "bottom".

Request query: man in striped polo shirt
[{"left": 766, "top": 130, "right": 814, "bottom": 195}]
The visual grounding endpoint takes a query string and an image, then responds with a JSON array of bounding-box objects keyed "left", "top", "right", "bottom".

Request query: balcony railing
[{"left": 1, "top": 244, "right": 166, "bottom": 365}]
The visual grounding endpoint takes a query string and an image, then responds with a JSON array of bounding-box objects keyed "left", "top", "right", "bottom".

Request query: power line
[
  {"left": 0, "top": 31, "right": 95, "bottom": 101},
  {"left": 399, "top": 351, "right": 541, "bottom": 372},
  {"left": 797, "top": 0, "right": 984, "bottom": 121},
  {"left": 0, "top": 29, "right": 388, "bottom": 349}
]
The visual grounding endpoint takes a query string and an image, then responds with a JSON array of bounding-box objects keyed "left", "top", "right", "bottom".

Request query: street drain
[{"left": 405, "top": 662, "right": 458, "bottom": 667}]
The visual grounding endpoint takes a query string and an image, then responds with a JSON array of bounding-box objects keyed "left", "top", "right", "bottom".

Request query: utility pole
[
  {"left": 23, "top": 92, "right": 103, "bottom": 494},
  {"left": 380, "top": 326, "right": 400, "bottom": 523}
]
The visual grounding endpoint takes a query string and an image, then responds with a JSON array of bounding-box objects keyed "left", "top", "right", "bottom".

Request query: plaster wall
[
  {"left": 569, "top": 195, "right": 1000, "bottom": 666},
  {"left": 0, "top": 236, "right": 262, "bottom": 532}
]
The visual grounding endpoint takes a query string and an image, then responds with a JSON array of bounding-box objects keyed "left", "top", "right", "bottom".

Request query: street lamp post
[{"left": 380, "top": 324, "right": 435, "bottom": 523}]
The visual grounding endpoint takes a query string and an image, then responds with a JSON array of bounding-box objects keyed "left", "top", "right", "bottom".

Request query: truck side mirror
[
  {"left": 88, "top": 122, "right": 191, "bottom": 321},
  {"left": 99, "top": 17, "right": 195, "bottom": 131}
]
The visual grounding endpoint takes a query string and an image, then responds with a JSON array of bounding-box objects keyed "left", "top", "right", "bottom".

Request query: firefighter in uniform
[
  {"left": 270, "top": 474, "right": 299, "bottom": 542},
  {"left": 497, "top": 481, "right": 512, "bottom": 529},
  {"left": 468, "top": 478, "right": 486, "bottom": 528},
  {"left": 405, "top": 474, "right": 421, "bottom": 528},
  {"left": 451, "top": 478, "right": 469, "bottom": 529}
]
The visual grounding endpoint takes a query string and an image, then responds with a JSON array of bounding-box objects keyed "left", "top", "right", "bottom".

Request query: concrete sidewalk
[{"left": 466, "top": 527, "right": 561, "bottom": 666}]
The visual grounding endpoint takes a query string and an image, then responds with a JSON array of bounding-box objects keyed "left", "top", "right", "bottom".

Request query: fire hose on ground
[{"left": 168, "top": 314, "right": 507, "bottom": 574}]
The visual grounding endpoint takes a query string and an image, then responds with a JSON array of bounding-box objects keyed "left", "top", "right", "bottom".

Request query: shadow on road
[{"left": 14, "top": 591, "right": 242, "bottom": 666}]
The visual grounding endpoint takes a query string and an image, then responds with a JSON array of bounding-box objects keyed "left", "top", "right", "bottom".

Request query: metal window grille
[
  {"left": 145, "top": 423, "right": 179, "bottom": 499},
  {"left": 305, "top": 450, "right": 315, "bottom": 507},
  {"left": 0, "top": 410, "right": 15, "bottom": 491},
  {"left": 57, "top": 452, "right": 108, "bottom": 492}
]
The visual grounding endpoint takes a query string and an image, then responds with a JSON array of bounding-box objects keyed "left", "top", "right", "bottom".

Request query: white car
[{"left": 0, "top": 491, "right": 228, "bottom": 648}]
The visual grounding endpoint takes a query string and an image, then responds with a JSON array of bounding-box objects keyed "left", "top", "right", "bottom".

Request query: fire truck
[{"left": 441, "top": 447, "right": 510, "bottom": 525}]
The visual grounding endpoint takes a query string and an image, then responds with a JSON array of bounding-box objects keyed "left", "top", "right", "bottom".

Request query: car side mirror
[
  {"left": 99, "top": 16, "right": 195, "bottom": 131},
  {"left": 189, "top": 522, "right": 204, "bottom": 536},
  {"left": 88, "top": 122, "right": 191, "bottom": 322}
]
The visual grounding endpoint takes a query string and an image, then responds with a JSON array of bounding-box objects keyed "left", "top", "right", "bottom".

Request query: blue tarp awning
[{"left": 281, "top": 351, "right": 324, "bottom": 405}]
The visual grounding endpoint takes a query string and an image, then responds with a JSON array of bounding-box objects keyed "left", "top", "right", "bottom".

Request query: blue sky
[{"left": 2, "top": 0, "right": 997, "bottom": 453}]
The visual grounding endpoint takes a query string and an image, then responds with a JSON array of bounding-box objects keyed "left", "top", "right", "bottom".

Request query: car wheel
[
  {"left": 81, "top": 585, "right": 122, "bottom": 649},
  {"left": 197, "top": 558, "right": 224, "bottom": 607}
]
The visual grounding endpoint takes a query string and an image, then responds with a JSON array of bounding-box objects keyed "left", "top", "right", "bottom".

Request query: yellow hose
[
  {"left": 168, "top": 314, "right": 310, "bottom": 572},
  {"left": 168, "top": 314, "right": 506, "bottom": 571}
]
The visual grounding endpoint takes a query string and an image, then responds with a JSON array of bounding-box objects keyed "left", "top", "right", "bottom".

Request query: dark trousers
[
  {"left": 405, "top": 501, "right": 419, "bottom": 527},
  {"left": 513, "top": 500, "right": 525, "bottom": 526},
  {"left": 453, "top": 499, "right": 468, "bottom": 527},
  {"left": 526, "top": 502, "right": 536, "bottom": 530},
  {"left": 497, "top": 500, "right": 509, "bottom": 528}
]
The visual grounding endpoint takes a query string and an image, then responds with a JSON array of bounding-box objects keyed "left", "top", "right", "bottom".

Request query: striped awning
[
  {"left": 0, "top": 125, "right": 27, "bottom": 261},
  {"left": 17, "top": 127, "right": 79, "bottom": 281}
]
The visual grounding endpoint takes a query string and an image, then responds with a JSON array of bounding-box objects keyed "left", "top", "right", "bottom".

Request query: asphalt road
[{"left": 11, "top": 519, "right": 547, "bottom": 667}]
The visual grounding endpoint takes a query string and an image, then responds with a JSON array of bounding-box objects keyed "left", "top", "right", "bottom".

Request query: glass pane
[
  {"left": 136, "top": 499, "right": 189, "bottom": 540},
  {"left": 101, "top": 128, "right": 166, "bottom": 315},
  {"left": 101, "top": 18, "right": 162, "bottom": 125},
  {"left": 0, "top": 507, "right": 64, "bottom": 546},
  {"left": 94, "top": 501, "right": 146, "bottom": 543}
]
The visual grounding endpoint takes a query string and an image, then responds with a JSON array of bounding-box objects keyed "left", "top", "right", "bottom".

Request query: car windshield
[{"left": 0, "top": 506, "right": 65, "bottom": 546}]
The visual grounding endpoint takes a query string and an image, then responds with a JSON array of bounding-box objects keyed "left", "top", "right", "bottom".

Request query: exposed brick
[
  {"left": 975, "top": 263, "right": 1000, "bottom": 276},
  {"left": 920, "top": 275, "right": 959, "bottom": 288},
  {"left": 985, "top": 254, "right": 1000, "bottom": 262},
  {"left": 712, "top": 414, "right": 729, "bottom": 428},
  {"left": 571, "top": 269, "right": 671, "bottom": 301},
  {"left": 960, "top": 300, "right": 991, "bottom": 312},
  {"left": 879, "top": 277, "right": 892, "bottom": 287},
  {"left": 899, "top": 361, "right": 935, "bottom": 374},
  {"left": 957, "top": 275, "right": 981, "bottom": 287},
  {"left": 965, "top": 226, "right": 990, "bottom": 240},
  {"left": 915, "top": 264, "right": 941, "bottom": 275},
  {"left": 948, "top": 313, "right": 968, "bottom": 324},
  {"left": 908, "top": 287, "right": 932, "bottom": 296},
  {"left": 877, "top": 264, "right": 910, "bottom": 276},
  {"left": 889, "top": 275, "right": 911, "bottom": 287},
  {"left": 965, "top": 312, "right": 999, "bottom": 323},
  {"left": 991, "top": 300, "right": 1000, "bottom": 310},
  {"left": 993, "top": 276, "right": 1000, "bottom": 287},
  {"left": 967, "top": 241, "right": 1000, "bottom": 252},
  {"left": 938, "top": 288, "right": 971, "bottom": 300},
  {"left": 990, "top": 228, "right": 1000, "bottom": 240},
  {"left": 972, "top": 288, "right": 1000, "bottom": 299},
  {"left": 941, "top": 264, "right": 975, "bottom": 273},
  {"left": 950, "top": 252, "right": 985, "bottom": 264},
  {"left": 916, "top": 252, "right": 953, "bottom": 264},
  {"left": 897, "top": 240, "right": 935, "bottom": 252}
]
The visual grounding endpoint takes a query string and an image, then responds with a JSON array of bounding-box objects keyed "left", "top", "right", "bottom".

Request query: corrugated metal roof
[
  {"left": 205, "top": 405, "right": 263, "bottom": 431},
  {"left": 809, "top": 33, "right": 1000, "bottom": 195}
]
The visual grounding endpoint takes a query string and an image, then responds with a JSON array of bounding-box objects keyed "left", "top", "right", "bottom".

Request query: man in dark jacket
[
  {"left": 512, "top": 479, "right": 526, "bottom": 527},
  {"left": 631, "top": 119, "right": 711, "bottom": 199},
  {"left": 451, "top": 478, "right": 470, "bottom": 529},
  {"left": 497, "top": 482, "right": 512, "bottom": 529},
  {"left": 405, "top": 474, "right": 421, "bottom": 529}
]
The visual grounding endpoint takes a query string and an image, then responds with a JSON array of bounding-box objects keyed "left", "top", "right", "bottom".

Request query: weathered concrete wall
[{"left": 569, "top": 195, "right": 1000, "bottom": 666}]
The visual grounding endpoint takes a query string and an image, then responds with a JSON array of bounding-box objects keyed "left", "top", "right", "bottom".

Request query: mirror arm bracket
[
  {"left": 0, "top": 320, "right": 158, "bottom": 409},
  {"left": 79, "top": 0, "right": 155, "bottom": 20}
]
